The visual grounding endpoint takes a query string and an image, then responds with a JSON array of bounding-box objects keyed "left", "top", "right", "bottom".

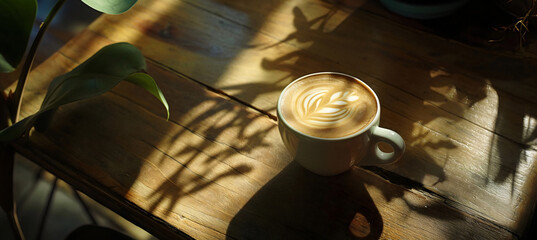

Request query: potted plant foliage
[{"left": 0, "top": 0, "right": 169, "bottom": 239}]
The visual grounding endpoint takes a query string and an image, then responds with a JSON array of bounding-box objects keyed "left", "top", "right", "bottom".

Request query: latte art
[
  {"left": 279, "top": 74, "right": 377, "bottom": 138},
  {"left": 298, "top": 87, "right": 362, "bottom": 127}
]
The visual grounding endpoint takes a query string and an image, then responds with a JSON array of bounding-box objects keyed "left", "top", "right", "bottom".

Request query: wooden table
[{"left": 9, "top": 0, "right": 537, "bottom": 239}]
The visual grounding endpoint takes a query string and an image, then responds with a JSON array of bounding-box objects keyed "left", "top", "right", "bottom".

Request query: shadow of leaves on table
[
  {"left": 111, "top": 62, "right": 280, "bottom": 218},
  {"left": 361, "top": 0, "right": 537, "bottom": 192},
  {"left": 144, "top": 101, "right": 274, "bottom": 216}
]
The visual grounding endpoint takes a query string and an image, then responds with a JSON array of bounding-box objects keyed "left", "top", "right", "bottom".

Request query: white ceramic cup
[{"left": 277, "top": 72, "right": 405, "bottom": 176}]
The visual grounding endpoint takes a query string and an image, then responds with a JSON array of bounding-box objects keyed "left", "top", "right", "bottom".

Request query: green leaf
[
  {"left": 0, "top": 0, "right": 37, "bottom": 72},
  {"left": 0, "top": 42, "right": 169, "bottom": 141},
  {"left": 126, "top": 73, "right": 169, "bottom": 120},
  {"left": 81, "top": 0, "right": 137, "bottom": 14},
  {"left": 40, "top": 42, "right": 148, "bottom": 109}
]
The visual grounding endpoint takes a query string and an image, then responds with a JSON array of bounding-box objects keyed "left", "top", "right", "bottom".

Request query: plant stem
[
  {"left": 11, "top": 0, "right": 68, "bottom": 123},
  {"left": 8, "top": 209, "right": 25, "bottom": 240}
]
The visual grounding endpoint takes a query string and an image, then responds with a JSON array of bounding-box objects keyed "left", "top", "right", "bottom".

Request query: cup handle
[{"left": 360, "top": 126, "right": 405, "bottom": 165}]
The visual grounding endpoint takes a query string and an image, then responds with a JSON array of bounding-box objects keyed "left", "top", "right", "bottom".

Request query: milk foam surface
[{"left": 280, "top": 74, "right": 377, "bottom": 138}]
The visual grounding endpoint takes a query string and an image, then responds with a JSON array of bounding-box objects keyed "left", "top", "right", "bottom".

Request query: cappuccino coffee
[{"left": 279, "top": 73, "right": 377, "bottom": 138}]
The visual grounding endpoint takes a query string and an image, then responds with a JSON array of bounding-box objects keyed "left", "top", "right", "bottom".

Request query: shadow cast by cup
[{"left": 226, "top": 161, "right": 383, "bottom": 239}]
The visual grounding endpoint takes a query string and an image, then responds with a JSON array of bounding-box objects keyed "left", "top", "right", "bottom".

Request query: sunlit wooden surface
[{"left": 10, "top": 0, "right": 537, "bottom": 239}]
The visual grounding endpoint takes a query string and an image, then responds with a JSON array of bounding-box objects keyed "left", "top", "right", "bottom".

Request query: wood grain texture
[
  {"left": 67, "top": 0, "right": 537, "bottom": 235},
  {"left": 7, "top": 0, "right": 537, "bottom": 239},
  {"left": 12, "top": 27, "right": 514, "bottom": 239}
]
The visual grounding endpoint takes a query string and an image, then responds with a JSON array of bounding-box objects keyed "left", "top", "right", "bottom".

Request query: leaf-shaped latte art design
[{"left": 297, "top": 89, "right": 360, "bottom": 127}]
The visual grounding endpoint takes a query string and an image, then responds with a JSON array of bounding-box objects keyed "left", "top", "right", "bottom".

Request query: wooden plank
[
  {"left": 75, "top": 0, "right": 537, "bottom": 234},
  {"left": 13, "top": 29, "right": 515, "bottom": 239}
]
